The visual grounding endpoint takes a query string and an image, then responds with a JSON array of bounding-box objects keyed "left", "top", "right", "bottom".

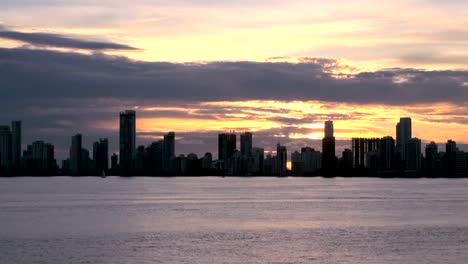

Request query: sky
[{"left": 1, "top": 0, "right": 468, "bottom": 159}]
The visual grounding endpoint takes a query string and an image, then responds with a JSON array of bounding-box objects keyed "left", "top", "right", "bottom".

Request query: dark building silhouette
[
  {"left": 23, "top": 140, "right": 56, "bottom": 175},
  {"left": 251, "top": 147, "right": 264, "bottom": 175},
  {"left": 405, "top": 138, "right": 421, "bottom": 173},
  {"left": 120, "top": 110, "right": 136, "bottom": 175},
  {"left": 0, "top": 126, "right": 12, "bottom": 173},
  {"left": 341, "top": 149, "right": 354, "bottom": 172},
  {"left": 240, "top": 132, "right": 253, "bottom": 157},
  {"left": 218, "top": 133, "right": 236, "bottom": 161},
  {"left": 276, "top": 143, "right": 287, "bottom": 176},
  {"left": 70, "top": 134, "right": 82, "bottom": 175},
  {"left": 396, "top": 117, "right": 412, "bottom": 162},
  {"left": 111, "top": 153, "right": 119, "bottom": 174},
  {"left": 425, "top": 142, "right": 438, "bottom": 176},
  {"left": 352, "top": 138, "right": 380, "bottom": 169},
  {"left": 291, "top": 150, "right": 303, "bottom": 176},
  {"left": 301, "top": 147, "right": 321, "bottom": 175},
  {"left": 379, "top": 136, "right": 395, "bottom": 172},
  {"left": 11, "top": 121, "right": 21, "bottom": 169},
  {"left": 93, "top": 138, "right": 108, "bottom": 175},
  {"left": 163, "top": 132, "right": 175, "bottom": 173},
  {"left": 322, "top": 120, "right": 336, "bottom": 175},
  {"left": 81, "top": 148, "right": 91, "bottom": 175}
]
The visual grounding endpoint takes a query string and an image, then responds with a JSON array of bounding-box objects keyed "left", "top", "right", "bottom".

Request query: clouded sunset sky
[{"left": 1, "top": 0, "right": 468, "bottom": 158}]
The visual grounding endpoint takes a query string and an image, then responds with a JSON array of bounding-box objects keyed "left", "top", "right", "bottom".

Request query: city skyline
[{"left": 1, "top": 112, "right": 467, "bottom": 177}]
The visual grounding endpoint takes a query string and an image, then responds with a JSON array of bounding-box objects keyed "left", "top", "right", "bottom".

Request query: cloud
[
  {"left": 0, "top": 29, "right": 139, "bottom": 51},
  {"left": 1, "top": 47, "right": 467, "bottom": 105}
]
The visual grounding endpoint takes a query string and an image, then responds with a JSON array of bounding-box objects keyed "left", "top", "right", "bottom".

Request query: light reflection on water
[{"left": 0, "top": 177, "right": 467, "bottom": 263}]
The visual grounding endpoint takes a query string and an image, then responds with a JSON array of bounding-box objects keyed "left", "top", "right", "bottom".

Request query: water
[{"left": 0, "top": 177, "right": 467, "bottom": 263}]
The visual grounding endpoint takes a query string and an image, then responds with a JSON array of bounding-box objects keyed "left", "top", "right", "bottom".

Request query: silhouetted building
[
  {"left": 0, "top": 126, "right": 12, "bottom": 173},
  {"left": 251, "top": 147, "right": 264, "bottom": 175},
  {"left": 405, "top": 138, "right": 421, "bottom": 173},
  {"left": 135, "top": 145, "right": 145, "bottom": 175},
  {"left": 276, "top": 143, "right": 287, "bottom": 176},
  {"left": 322, "top": 121, "right": 336, "bottom": 175},
  {"left": 145, "top": 140, "right": 163, "bottom": 175},
  {"left": 218, "top": 133, "right": 236, "bottom": 161},
  {"left": 291, "top": 150, "right": 303, "bottom": 176},
  {"left": 70, "top": 134, "right": 82, "bottom": 175},
  {"left": 325, "top": 120, "right": 334, "bottom": 138},
  {"left": 240, "top": 132, "right": 253, "bottom": 157},
  {"left": 120, "top": 110, "right": 136, "bottom": 175},
  {"left": 379, "top": 136, "right": 395, "bottom": 171},
  {"left": 23, "top": 141, "right": 56, "bottom": 174},
  {"left": 341, "top": 149, "right": 353, "bottom": 171},
  {"left": 111, "top": 153, "right": 119, "bottom": 174},
  {"left": 301, "top": 147, "right": 321, "bottom": 175},
  {"left": 93, "top": 138, "right": 108, "bottom": 175},
  {"left": 202, "top": 152, "right": 213, "bottom": 169},
  {"left": 11, "top": 121, "right": 21, "bottom": 169},
  {"left": 352, "top": 138, "right": 380, "bottom": 169},
  {"left": 425, "top": 142, "right": 438, "bottom": 175},
  {"left": 396, "top": 117, "right": 412, "bottom": 162},
  {"left": 81, "top": 148, "right": 91, "bottom": 175},
  {"left": 163, "top": 132, "right": 175, "bottom": 173}
]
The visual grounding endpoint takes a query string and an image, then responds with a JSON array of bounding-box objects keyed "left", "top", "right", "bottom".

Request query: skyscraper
[
  {"left": 405, "top": 138, "right": 421, "bottom": 172},
  {"left": 396, "top": 117, "right": 412, "bottom": 161},
  {"left": 163, "top": 132, "right": 175, "bottom": 172},
  {"left": 120, "top": 110, "right": 136, "bottom": 175},
  {"left": 70, "top": 134, "right": 82, "bottom": 175},
  {"left": 324, "top": 120, "right": 334, "bottom": 138},
  {"left": 11, "top": 121, "right": 21, "bottom": 168},
  {"left": 240, "top": 132, "right": 253, "bottom": 157},
  {"left": 93, "top": 138, "right": 109, "bottom": 174},
  {"left": 379, "top": 136, "right": 395, "bottom": 171},
  {"left": 425, "top": 142, "right": 438, "bottom": 173},
  {"left": 218, "top": 133, "right": 236, "bottom": 161},
  {"left": 276, "top": 143, "right": 287, "bottom": 176},
  {"left": 0, "top": 126, "right": 12, "bottom": 171},
  {"left": 322, "top": 120, "right": 336, "bottom": 175}
]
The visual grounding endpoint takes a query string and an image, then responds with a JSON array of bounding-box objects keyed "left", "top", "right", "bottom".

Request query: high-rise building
[
  {"left": 218, "top": 133, "right": 236, "bottom": 161},
  {"left": 425, "top": 142, "right": 438, "bottom": 172},
  {"left": 163, "top": 132, "right": 175, "bottom": 172},
  {"left": 81, "top": 148, "right": 90, "bottom": 175},
  {"left": 379, "top": 136, "right": 395, "bottom": 171},
  {"left": 276, "top": 143, "right": 287, "bottom": 176},
  {"left": 396, "top": 117, "right": 412, "bottom": 161},
  {"left": 251, "top": 147, "right": 264, "bottom": 175},
  {"left": 240, "top": 132, "right": 253, "bottom": 157},
  {"left": 11, "top": 121, "right": 21, "bottom": 168},
  {"left": 352, "top": 138, "right": 380, "bottom": 169},
  {"left": 120, "top": 110, "right": 136, "bottom": 175},
  {"left": 0, "top": 126, "right": 12, "bottom": 171},
  {"left": 70, "top": 134, "right": 82, "bottom": 175},
  {"left": 301, "top": 147, "right": 321, "bottom": 174},
  {"left": 111, "top": 153, "right": 119, "bottom": 174},
  {"left": 93, "top": 138, "right": 108, "bottom": 174},
  {"left": 341, "top": 149, "right": 353, "bottom": 171},
  {"left": 322, "top": 121, "right": 336, "bottom": 174},
  {"left": 23, "top": 141, "right": 55, "bottom": 174},
  {"left": 324, "top": 120, "right": 334, "bottom": 138},
  {"left": 291, "top": 151, "right": 303, "bottom": 176},
  {"left": 405, "top": 138, "right": 421, "bottom": 172}
]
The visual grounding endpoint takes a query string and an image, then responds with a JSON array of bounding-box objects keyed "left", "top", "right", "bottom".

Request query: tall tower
[
  {"left": 120, "top": 110, "right": 136, "bottom": 175},
  {"left": 93, "top": 138, "right": 109, "bottom": 174},
  {"left": 163, "top": 132, "right": 175, "bottom": 172},
  {"left": 11, "top": 121, "right": 21, "bottom": 168},
  {"left": 322, "top": 120, "right": 336, "bottom": 175},
  {"left": 396, "top": 117, "right": 412, "bottom": 161},
  {"left": 276, "top": 143, "right": 287, "bottom": 176},
  {"left": 218, "top": 133, "right": 236, "bottom": 161},
  {"left": 70, "top": 134, "right": 82, "bottom": 175},
  {"left": 324, "top": 120, "right": 334, "bottom": 138},
  {"left": 240, "top": 132, "right": 253, "bottom": 157}
]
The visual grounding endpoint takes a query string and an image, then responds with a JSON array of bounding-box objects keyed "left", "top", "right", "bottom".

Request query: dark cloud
[
  {"left": 0, "top": 29, "right": 139, "bottom": 51},
  {"left": 1, "top": 48, "right": 467, "bottom": 104}
]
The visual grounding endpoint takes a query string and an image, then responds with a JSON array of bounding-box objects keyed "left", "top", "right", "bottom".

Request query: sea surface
[{"left": 0, "top": 177, "right": 468, "bottom": 264}]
